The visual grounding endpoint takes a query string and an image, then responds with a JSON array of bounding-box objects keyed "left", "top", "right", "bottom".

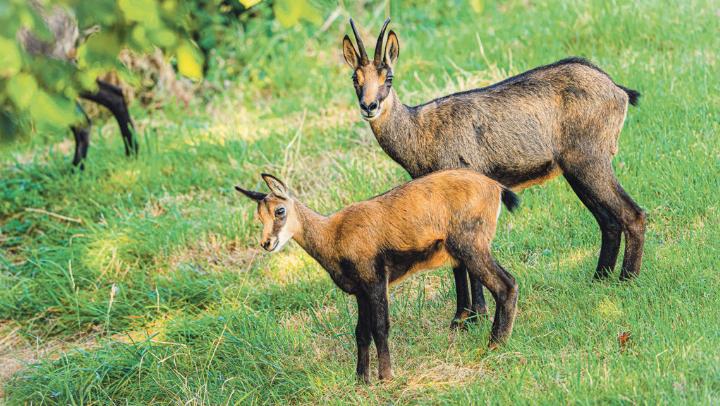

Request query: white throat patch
[{"left": 271, "top": 223, "right": 294, "bottom": 252}]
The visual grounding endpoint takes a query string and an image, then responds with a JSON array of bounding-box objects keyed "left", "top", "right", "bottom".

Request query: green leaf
[
  {"left": 148, "top": 27, "right": 177, "bottom": 48},
  {"left": 131, "top": 25, "right": 150, "bottom": 49},
  {"left": 75, "top": 43, "right": 89, "bottom": 68},
  {"left": 273, "top": 0, "right": 302, "bottom": 27},
  {"left": 273, "top": 0, "right": 321, "bottom": 27},
  {"left": 85, "top": 31, "right": 123, "bottom": 65},
  {"left": 299, "top": 1, "right": 322, "bottom": 25},
  {"left": 118, "top": 0, "right": 161, "bottom": 28},
  {"left": 7, "top": 73, "right": 37, "bottom": 109},
  {"left": 469, "top": 0, "right": 485, "bottom": 13},
  {"left": 74, "top": 1, "right": 118, "bottom": 26},
  {"left": 239, "top": 0, "right": 262, "bottom": 8},
  {"left": 78, "top": 69, "right": 102, "bottom": 91},
  {"left": 161, "top": 0, "right": 178, "bottom": 13},
  {"left": 0, "top": 36, "right": 22, "bottom": 77},
  {"left": 29, "top": 90, "right": 76, "bottom": 127},
  {"left": 176, "top": 41, "right": 203, "bottom": 81}
]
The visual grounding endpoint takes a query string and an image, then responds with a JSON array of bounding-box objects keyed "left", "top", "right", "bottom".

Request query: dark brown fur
[
  {"left": 343, "top": 20, "right": 647, "bottom": 317},
  {"left": 237, "top": 171, "right": 519, "bottom": 383}
]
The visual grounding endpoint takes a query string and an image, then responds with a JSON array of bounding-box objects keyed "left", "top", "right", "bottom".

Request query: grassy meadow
[{"left": 1, "top": 0, "right": 719, "bottom": 404}]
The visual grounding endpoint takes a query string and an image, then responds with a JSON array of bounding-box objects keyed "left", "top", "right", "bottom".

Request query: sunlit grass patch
[
  {"left": 167, "top": 232, "right": 260, "bottom": 273},
  {"left": 262, "top": 246, "right": 322, "bottom": 284},
  {"left": 84, "top": 228, "right": 137, "bottom": 278},
  {"left": 558, "top": 247, "right": 595, "bottom": 269},
  {"left": 107, "top": 168, "right": 142, "bottom": 190},
  {"left": 595, "top": 297, "right": 623, "bottom": 320}
]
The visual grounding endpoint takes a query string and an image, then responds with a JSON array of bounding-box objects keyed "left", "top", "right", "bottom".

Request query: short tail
[
  {"left": 501, "top": 188, "right": 520, "bottom": 213},
  {"left": 618, "top": 85, "right": 641, "bottom": 106}
]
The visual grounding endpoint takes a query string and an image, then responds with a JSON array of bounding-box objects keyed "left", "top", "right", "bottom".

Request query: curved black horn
[
  {"left": 349, "top": 18, "right": 368, "bottom": 64},
  {"left": 374, "top": 17, "right": 391, "bottom": 64}
]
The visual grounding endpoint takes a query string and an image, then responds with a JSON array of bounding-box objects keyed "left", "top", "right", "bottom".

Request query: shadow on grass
[{"left": 4, "top": 307, "right": 326, "bottom": 404}]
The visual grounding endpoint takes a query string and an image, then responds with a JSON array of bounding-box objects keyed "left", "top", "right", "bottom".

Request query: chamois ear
[
  {"left": 261, "top": 173, "right": 289, "bottom": 199},
  {"left": 235, "top": 186, "right": 267, "bottom": 201},
  {"left": 342, "top": 35, "right": 360, "bottom": 69},
  {"left": 384, "top": 30, "right": 400, "bottom": 67}
]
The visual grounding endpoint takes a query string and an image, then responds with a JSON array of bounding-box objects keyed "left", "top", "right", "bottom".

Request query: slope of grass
[{"left": 1, "top": 0, "right": 719, "bottom": 403}]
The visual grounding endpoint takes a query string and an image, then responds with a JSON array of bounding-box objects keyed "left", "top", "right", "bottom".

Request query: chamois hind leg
[
  {"left": 469, "top": 275, "right": 489, "bottom": 318},
  {"left": 563, "top": 160, "right": 646, "bottom": 280},
  {"left": 473, "top": 254, "right": 518, "bottom": 347},
  {"left": 448, "top": 238, "right": 518, "bottom": 346},
  {"left": 80, "top": 80, "right": 137, "bottom": 156},
  {"left": 564, "top": 173, "right": 622, "bottom": 279}
]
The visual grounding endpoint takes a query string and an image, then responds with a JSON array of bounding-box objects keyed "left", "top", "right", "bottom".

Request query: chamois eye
[{"left": 275, "top": 207, "right": 286, "bottom": 217}]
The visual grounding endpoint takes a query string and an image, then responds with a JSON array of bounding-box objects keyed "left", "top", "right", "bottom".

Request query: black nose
[
  {"left": 261, "top": 240, "right": 271, "bottom": 250},
  {"left": 360, "top": 101, "right": 378, "bottom": 113}
]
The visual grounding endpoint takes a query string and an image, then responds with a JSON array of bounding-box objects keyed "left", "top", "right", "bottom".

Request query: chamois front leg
[
  {"left": 355, "top": 293, "right": 372, "bottom": 383},
  {"left": 71, "top": 102, "right": 91, "bottom": 169},
  {"left": 451, "top": 265, "right": 471, "bottom": 329},
  {"left": 367, "top": 278, "right": 393, "bottom": 381},
  {"left": 451, "top": 265, "right": 489, "bottom": 330},
  {"left": 71, "top": 125, "right": 90, "bottom": 169}
]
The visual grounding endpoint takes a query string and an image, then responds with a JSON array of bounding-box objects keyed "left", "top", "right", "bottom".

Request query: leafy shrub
[{"left": 0, "top": 0, "right": 322, "bottom": 141}]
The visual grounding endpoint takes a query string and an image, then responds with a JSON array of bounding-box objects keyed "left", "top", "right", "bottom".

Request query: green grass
[{"left": 1, "top": 0, "right": 719, "bottom": 403}]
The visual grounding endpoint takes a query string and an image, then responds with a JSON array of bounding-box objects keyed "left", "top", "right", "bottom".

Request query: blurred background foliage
[{"left": 0, "top": 0, "right": 326, "bottom": 142}]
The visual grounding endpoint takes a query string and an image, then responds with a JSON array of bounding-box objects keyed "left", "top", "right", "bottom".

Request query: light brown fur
[
  {"left": 236, "top": 170, "right": 519, "bottom": 383},
  {"left": 287, "top": 170, "right": 500, "bottom": 288}
]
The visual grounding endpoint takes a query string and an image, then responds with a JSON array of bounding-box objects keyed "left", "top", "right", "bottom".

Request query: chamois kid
[
  {"left": 343, "top": 19, "right": 646, "bottom": 327},
  {"left": 236, "top": 171, "right": 520, "bottom": 382}
]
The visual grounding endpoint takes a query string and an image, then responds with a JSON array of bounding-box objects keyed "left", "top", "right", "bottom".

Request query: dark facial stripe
[{"left": 271, "top": 211, "right": 287, "bottom": 237}]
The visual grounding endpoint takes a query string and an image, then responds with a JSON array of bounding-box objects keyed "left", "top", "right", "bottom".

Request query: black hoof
[
  {"left": 470, "top": 306, "right": 489, "bottom": 319},
  {"left": 450, "top": 318, "right": 468, "bottom": 330},
  {"left": 619, "top": 271, "right": 639, "bottom": 281},
  {"left": 356, "top": 374, "right": 370, "bottom": 385},
  {"left": 593, "top": 268, "right": 613, "bottom": 280}
]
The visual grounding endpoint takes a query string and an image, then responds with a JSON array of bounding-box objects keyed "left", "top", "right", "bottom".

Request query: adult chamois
[
  {"left": 18, "top": 1, "right": 137, "bottom": 169},
  {"left": 236, "top": 171, "right": 520, "bottom": 382},
  {"left": 342, "top": 18, "right": 646, "bottom": 327}
]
